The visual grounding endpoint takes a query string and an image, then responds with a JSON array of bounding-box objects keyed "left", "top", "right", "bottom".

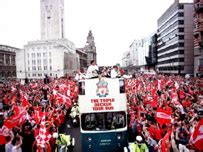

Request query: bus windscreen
[{"left": 81, "top": 111, "right": 126, "bottom": 131}]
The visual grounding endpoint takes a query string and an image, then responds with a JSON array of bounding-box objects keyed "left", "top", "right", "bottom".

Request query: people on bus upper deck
[
  {"left": 86, "top": 60, "right": 99, "bottom": 79},
  {"left": 74, "top": 69, "right": 86, "bottom": 81},
  {"left": 116, "top": 64, "right": 125, "bottom": 76},
  {"left": 110, "top": 66, "right": 119, "bottom": 78}
]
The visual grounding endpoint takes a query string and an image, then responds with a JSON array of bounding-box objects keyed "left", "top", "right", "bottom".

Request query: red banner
[
  {"left": 156, "top": 107, "right": 172, "bottom": 127},
  {"left": 191, "top": 119, "right": 203, "bottom": 151}
]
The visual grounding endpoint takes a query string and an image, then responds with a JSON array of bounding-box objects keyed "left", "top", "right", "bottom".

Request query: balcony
[{"left": 195, "top": 3, "right": 203, "bottom": 12}]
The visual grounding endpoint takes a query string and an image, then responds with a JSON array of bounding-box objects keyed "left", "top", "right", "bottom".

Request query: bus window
[
  {"left": 119, "top": 79, "right": 125, "bottom": 93},
  {"left": 81, "top": 112, "right": 126, "bottom": 131},
  {"left": 79, "top": 81, "right": 85, "bottom": 95}
]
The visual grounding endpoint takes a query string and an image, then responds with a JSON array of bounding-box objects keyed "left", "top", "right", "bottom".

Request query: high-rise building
[
  {"left": 194, "top": 0, "right": 203, "bottom": 76},
  {"left": 129, "top": 40, "right": 143, "bottom": 67},
  {"left": 16, "top": 0, "right": 79, "bottom": 79},
  {"left": 146, "top": 33, "right": 158, "bottom": 68},
  {"left": 127, "top": 38, "right": 150, "bottom": 72},
  {"left": 0, "top": 45, "right": 20, "bottom": 79},
  {"left": 40, "top": 0, "right": 65, "bottom": 40},
  {"left": 157, "top": 0, "right": 194, "bottom": 75},
  {"left": 122, "top": 51, "right": 130, "bottom": 68}
]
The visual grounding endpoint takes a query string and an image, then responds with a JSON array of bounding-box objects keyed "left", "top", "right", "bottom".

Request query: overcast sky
[{"left": 0, "top": 0, "right": 193, "bottom": 66}]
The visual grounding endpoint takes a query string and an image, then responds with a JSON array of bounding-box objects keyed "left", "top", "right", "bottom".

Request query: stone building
[
  {"left": 16, "top": 0, "right": 79, "bottom": 79},
  {"left": 194, "top": 0, "right": 203, "bottom": 76},
  {"left": 76, "top": 48, "right": 87, "bottom": 70},
  {"left": 83, "top": 30, "right": 97, "bottom": 65},
  {"left": 0, "top": 45, "right": 20, "bottom": 79}
]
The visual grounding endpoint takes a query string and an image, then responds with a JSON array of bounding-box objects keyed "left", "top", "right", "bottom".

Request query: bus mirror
[
  {"left": 119, "top": 80, "right": 125, "bottom": 93},
  {"left": 79, "top": 81, "right": 85, "bottom": 95}
]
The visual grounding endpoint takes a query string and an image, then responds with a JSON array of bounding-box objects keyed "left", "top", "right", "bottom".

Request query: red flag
[
  {"left": 4, "top": 106, "right": 27, "bottom": 129},
  {"left": 20, "top": 92, "right": 31, "bottom": 108},
  {"left": 191, "top": 119, "right": 203, "bottom": 151},
  {"left": 161, "top": 130, "right": 172, "bottom": 152},
  {"left": 30, "top": 82, "right": 38, "bottom": 89},
  {"left": 36, "top": 114, "right": 51, "bottom": 148},
  {"left": 56, "top": 92, "right": 72, "bottom": 108},
  {"left": 156, "top": 107, "right": 172, "bottom": 127},
  {"left": 0, "top": 126, "right": 12, "bottom": 145},
  {"left": 179, "top": 90, "right": 185, "bottom": 99}
]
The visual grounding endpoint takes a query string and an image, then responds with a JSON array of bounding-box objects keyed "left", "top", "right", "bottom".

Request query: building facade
[
  {"left": 127, "top": 38, "right": 150, "bottom": 72},
  {"left": 157, "top": 0, "right": 194, "bottom": 75},
  {"left": 194, "top": 0, "right": 203, "bottom": 76},
  {"left": 122, "top": 51, "right": 130, "bottom": 67},
  {"left": 146, "top": 33, "right": 158, "bottom": 68},
  {"left": 76, "top": 30, "right": 97, "bottom": 67},
  {"left": 84, "top": 30, "right": 97, "bottom": 65},
  {"left": 129, "top": 40, "right": 143, "bottom": 67},
  {"left": 16, "top": 0, "right": 78, "bottom": 79},
  {"left": 0, "top": 45, "right": 20, "bottom": 79},
  {"left": 17, "top": 40, "right": 78, "bottom": 79},
  {"left": 76, "top": 48, "right": 87, "bottom": 70}
]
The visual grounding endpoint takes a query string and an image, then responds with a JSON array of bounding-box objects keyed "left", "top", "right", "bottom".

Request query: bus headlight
[
  {"left": 88, "top": 137, "right": 92, "bottom": 142},
  {"left": 117, "top": 135, "right": 121, "bottom": 140}
]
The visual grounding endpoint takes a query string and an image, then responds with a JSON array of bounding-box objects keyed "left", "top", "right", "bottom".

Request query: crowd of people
[
  {"left": 0, "top": 76, "right": 78, "bottom": 152},
  {"left": 0, "top": 60, "right": 202, "bottom": 152},
  {"left": 125, "top": 74, "right": 203, "bottom": 152}
]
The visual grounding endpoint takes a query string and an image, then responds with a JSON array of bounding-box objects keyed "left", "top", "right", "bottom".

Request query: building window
[
  {"left": 11, "top": 56, "right": 15, "bottom": 65},
  {"left": 49, "top": 59, "right": 52, "bottom": 64},
  {"left": 178, "top": 20, "right": 184, "bottom": 25},
  {"left": 179, "top": 28, "right": 184, "bottom": 32},
  {"left": 50, "top": 66, "right": 52, "bottom": 70},
  {"left": 32, "top": 73, "right": 36, "bottom": 77},
  {"left": 179, "top": 35, "right": 184, "bottom": 40},
  {"left": 28, "top": 67, "right": 30, "bottom": 71},
  {"left": 179, "top": 4, "right": 184, "bottom": 9},
  {"left": 27, "top": 53, "right": 29, "bottom": 58},
  {"left": 179, "top": 42, "right": 184, "bottom": 47},
  {"left": 179, "top": 58, "right": 184, "bottom": 62},
  {"left": 43, "top": 52, "right": 47, "bottom": 57},
  {"left": 44, "top": 66, "right": 47, "bottom": 70},
  {"left": 38, "top": 66, "right": 42, "bottom": 70},
  {"left": 178, "top": 12, "right": 184, "bottom": 17},
  {"left": 37, "top": 59, "right": 41, "bottom": 65},
  {"left": 179, "top": 50, "right": 184, "bottom": 54},
  {"left": 32, "top": 60, "right": 36, "bottom": 65},
  {"left": 37, "top": 53, "right": 41, "bottom": 57},
  {"left": 200, "top": 59, "right": 203, "bottom": 66},
  {"left": 28, "top": 74, "right": 30, "bottom": 77},
  {"left": 32, "top": 66, "right": 36, "bottom": 70},
  {"left": 28, "top": 60, "right": 30, "bottom": 65},
  {"left": 49, "top": 52, "right": 51, "bottom": 57}
]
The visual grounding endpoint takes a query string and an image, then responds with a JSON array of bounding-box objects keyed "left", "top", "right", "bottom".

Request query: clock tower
[{"left": 40, "top": 0, "right": 65, "bottom": 40}]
